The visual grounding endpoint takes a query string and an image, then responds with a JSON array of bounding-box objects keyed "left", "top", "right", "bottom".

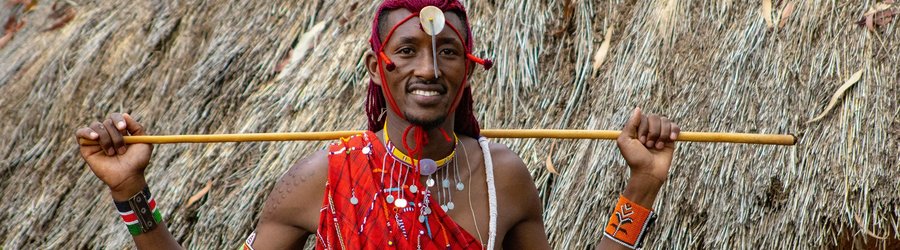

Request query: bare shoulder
[
  {"left": 252, "top": 150, "right": 329, "bottom": 248},
  {"left": 278, "top": 149, "right": 330, "bottom": 194},
  {"left": 486, "top": 142, "right": 540, "bottom": 219},
  {"left": 487, "top": 142, "right": 533, "bottom": 185},
  {"left": 486, "top": 142, "right": 550, "bottom": 248},
  {"left": 263, "top": 149, "right": 329, "bottom": 229}
]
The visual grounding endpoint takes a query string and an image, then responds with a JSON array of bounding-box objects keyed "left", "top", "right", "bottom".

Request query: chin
[{"left": 404, "top": 112, "right": 448, "bottom": 129}]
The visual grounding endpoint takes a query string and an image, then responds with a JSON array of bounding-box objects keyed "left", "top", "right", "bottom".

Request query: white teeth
[{"left": 411, "top": 90, "right": 440, "bottom": 96}]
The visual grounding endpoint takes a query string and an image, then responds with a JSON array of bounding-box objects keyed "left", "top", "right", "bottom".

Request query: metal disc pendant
[
  {"left": 395, "top": 198, "right": 408, "bottom": 208},
  {"left": 441, "top": 205, "right": 448, "bottom": 212},
  {"left": 420, "top": 158, "right": 438, "bottom": 175},
  {"left": 409, "top": 184, "right": 418, "bottom": 193},
  {"left": 442, "top": 179, "right": 450, "bottom": 188},
  {"left": 350, "top": 196, "right": 359, "bottom": 205},
  {"left": 426, "top": 178, "right": 435, "bottom": 187},
  {"left": 418, "top": 215, "right": 426, "bottom": 222},
  {"left": 419, "top": 6, "right": 446, "bottom": 36},
  {"left": 447, "top": 202, "right": 455, "bottom": 210},
  {"left": 424, "top": 207, "right": 432, "bottom": 215},
  {"left": 386, "top": 194, "right": 395, "bottom": 203},
  {"left": 456, "top": 182, "right": 464, "bottom": 191}
]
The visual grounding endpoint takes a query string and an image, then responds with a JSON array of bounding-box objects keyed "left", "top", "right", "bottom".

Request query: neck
[{"left": 382, "top": 111, "right": 456, "bottom": 160}]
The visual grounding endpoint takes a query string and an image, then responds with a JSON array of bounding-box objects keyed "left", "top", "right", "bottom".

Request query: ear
[
  {"left": 365, "top": 50, "right": 382, "bottom": 86},
  {"left": 466, "top": 60, "right": 476, "bottom": 80}
]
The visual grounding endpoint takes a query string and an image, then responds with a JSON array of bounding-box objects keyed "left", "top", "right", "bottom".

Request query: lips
[
  {"left": 406, "top": 81, "right": 446, "bottom": 105},
  {"left": 407, "top": 81, "right": 446, "bottom": 93},
  {"left": 411, "top": 89, "right": 441, "bottom": 96}
]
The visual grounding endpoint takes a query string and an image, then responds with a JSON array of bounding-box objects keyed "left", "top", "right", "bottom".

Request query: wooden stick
[{"left": 78, "top": 130, "right": 796, "bottom": 145}]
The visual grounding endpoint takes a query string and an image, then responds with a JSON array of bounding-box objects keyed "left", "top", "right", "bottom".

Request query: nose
[{"left": 412, "top": 48, "right": 439, "bottom": 81}]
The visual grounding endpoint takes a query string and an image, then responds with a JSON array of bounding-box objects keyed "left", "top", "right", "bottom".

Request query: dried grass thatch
[{"left": 2, "top": 0, "right": 899, "bottom": 249}]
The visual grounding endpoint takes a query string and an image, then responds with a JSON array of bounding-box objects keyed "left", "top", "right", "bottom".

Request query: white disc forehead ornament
[
  {"left": 420, "top": 6, "right": 445, "bottom": 78},
  {"left": 419, "top": 6, "right": 445, "bottom": 35}
]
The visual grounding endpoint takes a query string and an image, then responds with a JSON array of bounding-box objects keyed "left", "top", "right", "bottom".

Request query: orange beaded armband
[{"left": 603, "top": 195, "right": 657, "bottom": 249}]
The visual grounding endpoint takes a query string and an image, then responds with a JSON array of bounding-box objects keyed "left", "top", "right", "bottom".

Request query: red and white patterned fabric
[{"left": 316, "top": 131, "right": 481, "bottom": 249}]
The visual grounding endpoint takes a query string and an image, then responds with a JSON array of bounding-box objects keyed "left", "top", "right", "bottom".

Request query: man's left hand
[{"left": 616, "top": 108, "right": 680, "bottom": 192}]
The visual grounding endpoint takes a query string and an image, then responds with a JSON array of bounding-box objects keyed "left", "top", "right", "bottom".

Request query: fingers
[
  {"left": 110, "top": 113, "right": 126, "bottom": 132},
  {"left": 671, "top": 123, "right": 681, "bottom": 140},
  {"left": 657, "top": 117, "right": 671, "bottom": 149},
  {"left": 90, "top": 122, "right": 114, "bottom": 156},
  {"left": 75, "top": 127, "right": 101, "bottom": 157},
  {"left": 80, "top": 113, "right": 144, "bottom": 157},
  {"left": 619, "top": 108, "right": 642, "bottom": 139},
  {"left": 626, "top": 109, "right": 678, "bottom": 150},
  {"left": 122, "top": 113, "right": 146, "bottom": 136},
  {"left": 103, "top": 118, "right": 126, "bottom": 155},
  {"left": 646, "top": 115, "right": 660, "bottom": 147},
  {"left": 75, "top": 127, "right": 99, "bottom": 141},
  {"left": 638, "top": 114, "right": 649, "bottom": 143}
]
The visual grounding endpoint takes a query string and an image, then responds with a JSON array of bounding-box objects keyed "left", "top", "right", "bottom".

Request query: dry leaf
[
  {"left": 762, "top": 0, "right": 774, "bottom": 28},
  {"left": 873, "top": 9, "right": 896, "bottom": 26},
  {"left": 856, "top": 4, "right": 897, "bottom": 31},
  {"left": 24, "top": 0, "right": 38, "bottom": 13},
  {"left": 186, "top": 181, "right": 212, "bottom": 206},
  {"left": 657, "top": 0, "right": 676, "bottom": 36},
  {"left": 4, "top": 15, "right": 24, "bottom": 32},
  {"left": 591, "top": 26, "right": 613, "bottom": 75},
  {"left": 45, "top": 3, "right": 76, "bottom": 31},
  {"left": 550, "top": 0, "right": 575, "bottom": 37},
  {"left": 806, "top": 69, "right": 863, "bottom": 124},
  {"left": 0, "top": 33, "right": 12, "bottom": 49},
  {"left": 0, "top": 15, "right": 24, "bottom": 49},
  {"left": 854, "top": 214, "right": 888, "bottom": 240},
  {"left": 545, "top": 141, "right": 559, "bottom": 175},
  {"left": 778, "top": 2, "right": 795, "bottom": 28},
  {"left": 865, "top": 11, "right": 876, "bottom": 31},
  {"left": 276, "top": 20, "right": 327, "bottom": 80},
  {"left": 274, "top": 49, "right": 292, "bottom": 73},
  {"left": 3, "top": 16, "right": 12, "bottom": 32}
]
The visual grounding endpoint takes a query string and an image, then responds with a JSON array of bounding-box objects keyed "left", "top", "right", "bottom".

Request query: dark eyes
[
  {"left": 439, "top": 48, "right": 459, "bottom": 56},
  {"left": 394, "top": 47, "right": 459, "bottom": 57}
]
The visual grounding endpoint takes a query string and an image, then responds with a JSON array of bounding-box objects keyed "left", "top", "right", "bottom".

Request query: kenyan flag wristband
[
  {"left": 603, "top": 195, "right": 657, "bottom": 249},
  {"left": 114, "top": 186, "right": 163, "bottom": 236}
]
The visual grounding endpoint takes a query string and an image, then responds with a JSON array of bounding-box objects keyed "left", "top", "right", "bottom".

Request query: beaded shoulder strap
[{"left": 477, "top": 137, "right": 498, "bottom": 249}]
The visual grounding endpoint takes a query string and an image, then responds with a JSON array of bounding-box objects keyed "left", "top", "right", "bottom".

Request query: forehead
[{"left": 381, "top": 8, "right": 467, "bottom": 42}]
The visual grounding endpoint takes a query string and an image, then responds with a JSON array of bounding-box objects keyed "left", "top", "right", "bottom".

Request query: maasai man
[{"left": 75, "top": 0, "right": 680, "bottom": 249}]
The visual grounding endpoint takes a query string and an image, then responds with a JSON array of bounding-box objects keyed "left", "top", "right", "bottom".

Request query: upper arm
[
  {"left": 249, "top": 150, "right": 329, "bottom": 249},
  {"left": 489, "top": 143, "right": 552, "bottom": 250}
]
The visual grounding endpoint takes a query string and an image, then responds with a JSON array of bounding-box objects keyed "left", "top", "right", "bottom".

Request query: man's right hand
[{"left": 75, "top": 113, "right": 153, "bottom": 200}]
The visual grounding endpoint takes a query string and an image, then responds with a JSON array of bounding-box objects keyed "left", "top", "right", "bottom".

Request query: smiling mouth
[{"left": 411, "top": 90, "right": 441, "bottom": 96}]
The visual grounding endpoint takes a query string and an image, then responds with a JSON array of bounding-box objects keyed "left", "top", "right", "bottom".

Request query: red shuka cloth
[{"left": 316, "top": 131, "right": 482, "bottom": 250}]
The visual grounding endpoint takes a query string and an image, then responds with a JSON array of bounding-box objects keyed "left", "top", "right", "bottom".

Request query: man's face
[{"left": 368, "top": 8, "right": 470, "bottom": 128}]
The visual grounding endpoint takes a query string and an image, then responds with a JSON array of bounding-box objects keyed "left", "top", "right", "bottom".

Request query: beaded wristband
[
  {"left": 603, "top": 195, "right": 657, "bottom": 249},
  {"left": 240, "top": 231, "right": 257, "bottom": 250},
  {"left": 114, "top": 186, "right": 163, "bottom": 236}
]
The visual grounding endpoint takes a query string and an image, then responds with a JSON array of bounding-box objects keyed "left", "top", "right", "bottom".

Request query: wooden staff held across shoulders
[{"left": 79, "top": 129, "right": 796, "bottom": 146}]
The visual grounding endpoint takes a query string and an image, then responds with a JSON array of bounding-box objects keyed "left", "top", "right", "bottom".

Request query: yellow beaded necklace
[{"left": 383, "top": 120, "right": 457, "bottom": 166}]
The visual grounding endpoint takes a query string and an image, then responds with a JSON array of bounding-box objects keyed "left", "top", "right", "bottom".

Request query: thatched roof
[{"left": 1, "top": 0, "right": 898, "bottom": 249}]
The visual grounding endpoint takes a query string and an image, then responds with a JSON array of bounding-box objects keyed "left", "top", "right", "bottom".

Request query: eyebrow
[
  {"left": 395, "top": 36, "right": 421, "bottom": 45},
  {"left": 436, "top": 36, "right": 463, "bottom": 47},
  {"left": 392, "top": 35, "right": 463, "bottom": 48}
]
